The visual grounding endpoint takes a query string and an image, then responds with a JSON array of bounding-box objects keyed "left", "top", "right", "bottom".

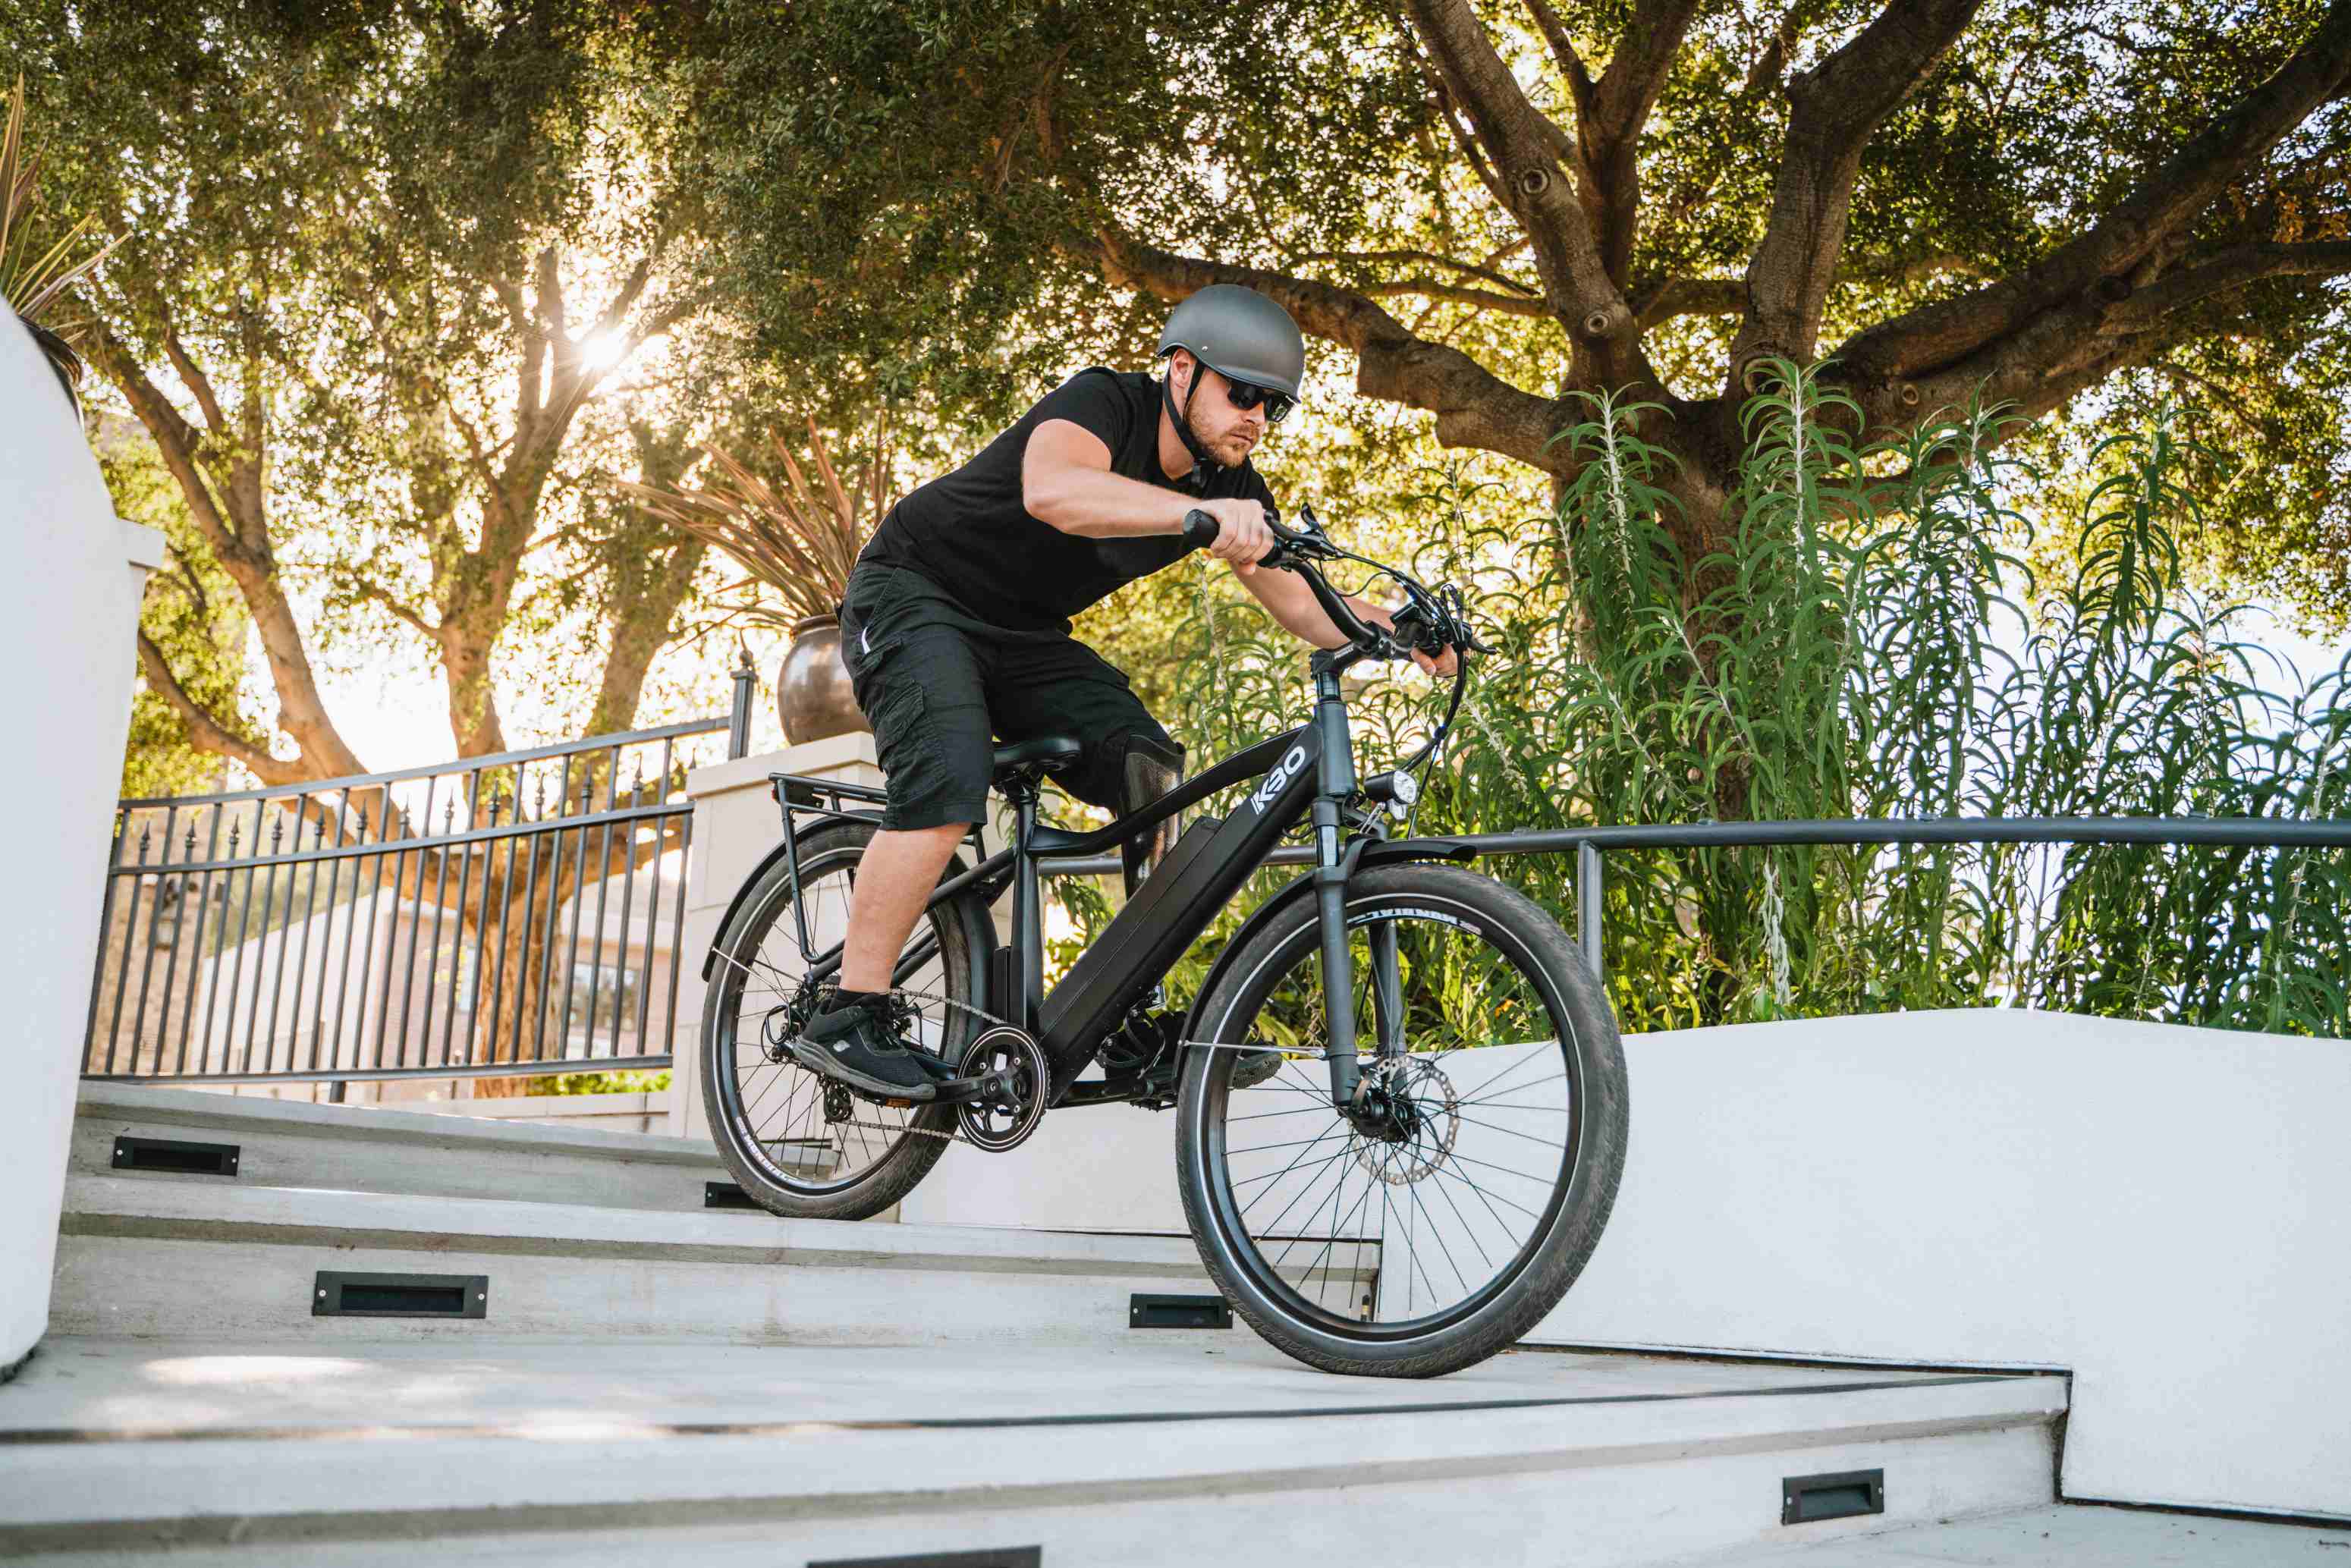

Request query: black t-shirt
[{"left": 863, "top": 367, "right": 1278, "bottom": 631}]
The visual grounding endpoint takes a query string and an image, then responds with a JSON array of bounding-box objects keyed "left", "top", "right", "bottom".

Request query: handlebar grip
[{"left": 1182, "top": 509, "right": 1221, "bottom": 547}]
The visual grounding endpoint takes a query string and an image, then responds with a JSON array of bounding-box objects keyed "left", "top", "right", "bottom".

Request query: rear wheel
[
  {"left": 1175, "top": 863, "right": 1627, "bottom": 1377},
  {"left": 700, "top": 819, "right": 992, "bottom": 1221}
]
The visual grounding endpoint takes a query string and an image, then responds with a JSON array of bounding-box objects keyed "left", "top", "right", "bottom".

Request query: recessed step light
[
  {"left": 112, "top": 1136, "right": 239, "bottom": 1177},
  {"left": 313, "top": 1272, "right": 488, "bottom": 1319},
  {"left": 704, "top": 1181, "right": 760, "bottom": 1210},
  {"left": 1130, "top": 1293, "right": 1232, "bottom": 1330},
  {"left": 1782, "top": 1467, "right": 1884, "bottom": 1524},
  {"left": 809, "top": 1548, "right": 1041, "bottom": 1568}
]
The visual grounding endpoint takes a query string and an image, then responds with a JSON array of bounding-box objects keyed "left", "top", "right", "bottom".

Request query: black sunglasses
[{"left": 1219, "top": 376, "right": 1296, "bottom": 426}]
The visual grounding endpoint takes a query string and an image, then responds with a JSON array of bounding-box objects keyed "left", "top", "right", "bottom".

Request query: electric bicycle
[{"left": 697, "top": 507, "right": 1627, "bottom": 1377}]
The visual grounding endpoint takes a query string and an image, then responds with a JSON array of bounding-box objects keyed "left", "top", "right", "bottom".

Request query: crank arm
[{"left": 931, "top": 1069, "right": 1024, "bottom": 1105}]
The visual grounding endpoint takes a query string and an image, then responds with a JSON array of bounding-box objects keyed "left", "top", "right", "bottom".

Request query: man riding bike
[{"left": 793, "top": 284, "right": 1458, "bottom": 1101}]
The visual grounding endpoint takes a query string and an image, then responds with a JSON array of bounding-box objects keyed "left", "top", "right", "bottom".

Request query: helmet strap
[{"left": 1162, "top": 355, "right": 1219, "bottom": 493}]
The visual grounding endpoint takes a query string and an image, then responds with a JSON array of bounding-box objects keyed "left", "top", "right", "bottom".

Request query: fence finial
[{"left": 728, "top": 640, "right": 757, "bottom": 761}]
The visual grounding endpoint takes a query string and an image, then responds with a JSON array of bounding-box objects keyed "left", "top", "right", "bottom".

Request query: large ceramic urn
[
  {"left": 774, "top": 613, "right": 869, "bottom": 744},
  {"left": 1, "top": 313, "right": 167, "bottom": 1378}
]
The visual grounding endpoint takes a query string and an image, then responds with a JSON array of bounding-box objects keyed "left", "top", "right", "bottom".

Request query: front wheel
[{"left": 1175, "top": 863, "right": 1627, "bottom": 1378}]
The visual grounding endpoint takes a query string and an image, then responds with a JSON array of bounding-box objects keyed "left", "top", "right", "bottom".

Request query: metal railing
[
  {"left": 83, "top": 665, "right": 758, "bottom": 1089},
  {"left": 1041, "top": 813, "right": 2351, "bottom": 981}
]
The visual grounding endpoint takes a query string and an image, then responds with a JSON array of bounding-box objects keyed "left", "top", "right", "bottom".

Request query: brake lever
[{"left": 1438, "top": 585, "right": 1494, "bottom": 656}]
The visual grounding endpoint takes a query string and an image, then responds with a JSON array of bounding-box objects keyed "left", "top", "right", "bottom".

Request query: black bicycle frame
[{"left": 765, "top": 651, "right": 1376, "bottom": 1112}]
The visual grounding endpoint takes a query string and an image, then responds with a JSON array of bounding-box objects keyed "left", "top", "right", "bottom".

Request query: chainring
[{"left": 957, "top": 1024, "right": 1049, "bottom": 1152}]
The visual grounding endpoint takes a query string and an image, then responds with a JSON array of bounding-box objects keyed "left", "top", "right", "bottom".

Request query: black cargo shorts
[{"left": 837, "top": 558, "right": 1178, "bottom": 832}]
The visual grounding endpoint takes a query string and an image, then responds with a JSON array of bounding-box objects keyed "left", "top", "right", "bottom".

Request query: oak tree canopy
[{"left": 693, "top": 0, "right": 2351, "bottom": 626}]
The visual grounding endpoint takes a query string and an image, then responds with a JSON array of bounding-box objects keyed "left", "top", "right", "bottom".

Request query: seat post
[{"left": 1009, "top": 782, "right": 1043, "bottom": 1032}]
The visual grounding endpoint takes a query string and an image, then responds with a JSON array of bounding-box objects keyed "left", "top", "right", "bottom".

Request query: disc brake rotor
[{"left": 1354, "top": 1060, "right": 1460, "bottom": 1186}]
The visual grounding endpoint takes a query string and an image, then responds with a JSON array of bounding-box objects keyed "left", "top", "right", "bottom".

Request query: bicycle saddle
[{"left": 991, "top": 735, "right": 1082, "bottom": 784}]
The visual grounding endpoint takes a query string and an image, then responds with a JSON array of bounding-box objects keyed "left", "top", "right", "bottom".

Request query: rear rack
[
  {"left": 768, "top": 771, "right": 888, "bottom": 965},
  {"left": 769, "top": 771, "right": 888, "bottom": 823}
]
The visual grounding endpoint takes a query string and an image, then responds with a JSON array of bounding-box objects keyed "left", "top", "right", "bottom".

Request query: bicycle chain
[{"left": 746, "top": 974, "right": 1326, "bottom": 1158}]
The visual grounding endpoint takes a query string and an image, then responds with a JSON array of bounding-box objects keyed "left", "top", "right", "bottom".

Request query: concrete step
[
  {"left": 49, "top": 1174, "right": 1323, "bottom": 1346},
  {"left": 73, "top": 1080, "right": 737, "bottom": 1215},
  {"left": 1671, "top": 1502, "right": 2346, "bottom": 1566},
  {"left": 0, "top": 1336, "right": 2067, "bottom": 1566}
]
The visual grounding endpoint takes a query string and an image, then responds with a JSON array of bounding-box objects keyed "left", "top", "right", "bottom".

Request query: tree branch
[
  {"left": 152, "top": 306, "right": 228, "bottom": 436},
  {"left": 1400, "top": 0, "right": 1630, "bottom": 342},
  {"left": 1837, "top": 0, "right": 2351, "bottom": 382},
  {"left": 86, "top": 312, "right": 363, "bottom": 781},
  {"left": 1399, "top": 24, "right": 1517, "bottom": 215},
  {"left": 1521, "top": 0, "right": 1595, "bottom": 115},
  {"left": 1583, "top": 0, "right": 1703, "bottom": 283},
  {"left": 1636, "top": 251, "right": 1985, "bottom": 329},
  {"left": 1729, "top": 0, "right": 1985, "bottom": 381},
  {"left": 1084, "top": 228, "right": 1572, "bottom": 470},
  {"left": 342, "top": 578, "right": 443, "bottom": 639},
  {"left": 1636, "top": 275, "right": 1746, "bottom": 326},
  {"left": 83, "top": 319, "right": 239, "bottom": 558},
  {"left": 136, "top": 633, "right": 303, "bottom": 787},
  {"left": 2100, "top": 240, "right": 2351, "bottom": 328},
  {"left": 1852, "top": 238, "right": 2351, "bottom": 442},
  {"left": 1290, "top": 248, "right": 1539, "bottom": 296},
  {"left": 1360, "top": 278, "right": 1552, "bottom": 316},
  {"left": 586, "top": 253, "right": 656, "bottom": 343}
]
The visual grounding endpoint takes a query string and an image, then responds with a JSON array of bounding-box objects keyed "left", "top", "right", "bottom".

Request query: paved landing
[{"left": 3, "top": 1337, "right": 2011, "bottom": 1439}]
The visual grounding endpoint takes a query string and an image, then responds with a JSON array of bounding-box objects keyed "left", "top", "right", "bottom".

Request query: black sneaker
[
  {"left": 878, "top": 994, "right": 963, "bottom": 1084},
  {"left": 790, "top": 996, "right": 938, "bottom": 1101}
]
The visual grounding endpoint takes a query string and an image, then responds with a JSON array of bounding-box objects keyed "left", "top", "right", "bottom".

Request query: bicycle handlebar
[
  {"left": 1180, "top": 507, "right": 1322, "bottom": 555},
  {"left": 1182, "top": 504, "right": 1486, "bottom": 784},
  {"left": 1181, "top": 507, "right": 1486, "bottom": 665}
]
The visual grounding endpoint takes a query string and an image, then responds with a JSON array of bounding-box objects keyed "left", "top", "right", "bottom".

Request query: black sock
[{"left": 823, "top": 988, "right": 887, "bottom": 1017}]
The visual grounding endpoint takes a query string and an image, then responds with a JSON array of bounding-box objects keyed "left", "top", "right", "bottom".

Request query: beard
[{"left": 1183, "top": 403, "right": 1254, "bottom": 467}]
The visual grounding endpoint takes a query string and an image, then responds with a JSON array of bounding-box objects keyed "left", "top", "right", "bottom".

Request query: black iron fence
[
  {"left": 97, "top": 665, "right": 2346, "bottom": 1089},
  {"left": 83, "top": 681, "right": 754, "bottom": 1088},
  {"left": 1042, "top": 812, "right": 2351, "bottom": 998}
]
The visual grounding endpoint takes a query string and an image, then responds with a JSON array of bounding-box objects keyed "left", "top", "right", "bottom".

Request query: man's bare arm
[
  {"left": 1021, "top": 419, "right": 1195, "bottom": 537},
  {"left": 1022, "top": 419, "right": 1275, "bottom": 571}
]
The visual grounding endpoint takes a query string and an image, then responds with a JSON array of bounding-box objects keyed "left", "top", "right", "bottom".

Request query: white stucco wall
[
  {"left": 1531, "top": 1009, "right": 2351, "bottom": 1521},
  {"left": 0, "top": 316, "right": 163, "bottom": 1372}
]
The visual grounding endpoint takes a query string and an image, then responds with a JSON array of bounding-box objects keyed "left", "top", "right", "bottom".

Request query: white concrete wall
[
  {"left": 0, "top": 316, "right": 164, "bottom": 1372},
  {"left": 1531, "top": 1010, "right": 2351, "bottom": 1521}
]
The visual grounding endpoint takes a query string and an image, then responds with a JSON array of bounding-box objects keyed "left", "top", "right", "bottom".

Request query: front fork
[{"left": 1309, "top": 658, "right": 1407, "bottom": 1114}]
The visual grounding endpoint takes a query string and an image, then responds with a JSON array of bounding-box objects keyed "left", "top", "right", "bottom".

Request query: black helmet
[
  {"left": 1155, "top": 284, "right": 1306, "bottom": 399},
  {"left": 1153, "top": 285, "right": 1305, "bottom": 489}
]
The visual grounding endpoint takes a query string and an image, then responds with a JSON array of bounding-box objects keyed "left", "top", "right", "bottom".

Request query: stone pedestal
[
  {"left": 668, "top": 733, "right": 889, "bottom": 1142},
  {"left": 2, "top": 314, "right": 166, "bottom": 1375}
]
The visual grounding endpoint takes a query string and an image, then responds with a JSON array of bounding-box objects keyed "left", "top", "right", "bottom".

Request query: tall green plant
[{"left": 1146, "top": 369, "right": 2348, "bottom": 1039}]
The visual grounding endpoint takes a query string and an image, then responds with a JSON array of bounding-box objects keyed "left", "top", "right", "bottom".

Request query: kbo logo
[{"left": 1249, "top": 745, "right": 1310, "bottom": 815}]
